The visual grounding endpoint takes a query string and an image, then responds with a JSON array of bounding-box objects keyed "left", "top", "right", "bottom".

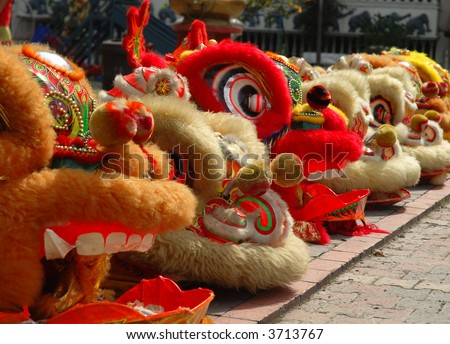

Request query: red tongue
[{"left": 40, "top": 221, "right": 145, "bottom": 258}]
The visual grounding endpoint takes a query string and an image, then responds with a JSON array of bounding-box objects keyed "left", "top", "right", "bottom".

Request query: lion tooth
[
  {"left": 135, "top": 233, "right": 155, "bottom": 252},
  {"left": 76, "top": 233, "right": 105, "bottom": 256},
  {"left": 121, "top": 234, "right": 142, "bottom": 252},
  {"left": 44, "top": 229, "right": 74, "bottom": 260},
  {"left": 105, "top": 232, "right": 127, "bottom": 254}
]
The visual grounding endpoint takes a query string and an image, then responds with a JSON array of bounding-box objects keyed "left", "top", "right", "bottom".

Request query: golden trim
[{"left": 22, "top": 45, "right": 85, "bottom": 81}]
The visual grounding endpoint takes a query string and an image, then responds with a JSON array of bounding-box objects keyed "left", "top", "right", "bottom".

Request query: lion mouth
[{"left": 42, "top": 222, "right": 155, "bottom": 260}]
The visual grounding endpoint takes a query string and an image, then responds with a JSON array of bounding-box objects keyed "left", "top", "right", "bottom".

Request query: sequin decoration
[
  {"left": 20, "top": 50, "right": 100, "bottom": 166},
  {"left": 271, "top": 59, "right": 302, "bottom": 106}
]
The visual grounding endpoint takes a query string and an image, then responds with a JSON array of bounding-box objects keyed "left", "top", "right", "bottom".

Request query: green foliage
[{"left": 245, "top": 1, "right": 302, "bottom": 18}]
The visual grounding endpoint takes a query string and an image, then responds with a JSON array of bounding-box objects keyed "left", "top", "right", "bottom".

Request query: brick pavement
[
  {"left": 209, "top": 179, "right": 450, "bottom": 324},
  {"left": 273, "top": 200, "right": 450, "bottom": 324}
]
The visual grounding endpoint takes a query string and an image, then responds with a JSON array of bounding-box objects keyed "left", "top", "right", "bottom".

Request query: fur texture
[
  {"left": 272, "top": 127, "right": 363, "bottom": 178},
  {"left": 118, "top": 93, "right": 310, "bottom": 291},
  {"left": 0, "top": 46, "right": 197, "bottom": 319},
  {"left": 175, "top": 40, "right": 293, "bottom": 141},
  {"left": 361, "top": 53, "right": 398, "bottom": 69},
  {"left": 319, "top": 154, "right": 421, "bottom": 193},
  {"left": 142, "top": 95, "right": 227, "bottom": 209},
  {"left": 302, "top": 77, "right": 358, "bottom": 125},
  {"left": 123, "top": 229, "right": 309, "bottom": 292},
  {"left": 402, "top": 142, "right": 450, "bottom": 173},
  {"left": 142, "top": 95, "right": 269, "bottom": 208},
  {"left": 372, "top": 66, "right": 419, "bottom": 97},
  {"left": 328, "top": 69, "right": 371, "bottom": 102}
]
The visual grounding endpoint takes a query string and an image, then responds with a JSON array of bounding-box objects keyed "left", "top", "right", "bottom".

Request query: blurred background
[{"left": 10, "top": 0, "right": 450, "bottom": 86}]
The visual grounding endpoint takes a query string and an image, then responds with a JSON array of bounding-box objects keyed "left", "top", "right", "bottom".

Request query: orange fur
[
  {"left": 0, "top": 46, "right": 197, "bottom": 320},
  {"left": 361, "top": 53, "right": 398, "bottom": 69}
]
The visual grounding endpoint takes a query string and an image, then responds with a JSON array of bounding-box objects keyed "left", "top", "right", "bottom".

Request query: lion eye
[
  {"left": 204, "top": 64, "right": 270, "bottom": 120},
  {"left": 0, "top": 104, "right": 11, "bottom": 131}
]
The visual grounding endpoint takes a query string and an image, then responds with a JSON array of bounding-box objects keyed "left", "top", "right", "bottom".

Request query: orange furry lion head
[{"left": 0, "top": 45, "right": 196, "bottom": 323}]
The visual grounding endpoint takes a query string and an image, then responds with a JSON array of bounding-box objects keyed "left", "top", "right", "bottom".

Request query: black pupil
[{"left": 205, "top": 64, "right": 263, "bottom": 118}]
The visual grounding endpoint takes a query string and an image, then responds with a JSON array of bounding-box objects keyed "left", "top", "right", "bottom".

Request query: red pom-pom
[
  {"left": 306, "top": 85, "right": 331, "bottom": 110},
  {"left": 438, "top": 82, "right": 449, "bottom": 98},
  {"left": 421, "top": 81, "right": 439, "bottom": 97}
]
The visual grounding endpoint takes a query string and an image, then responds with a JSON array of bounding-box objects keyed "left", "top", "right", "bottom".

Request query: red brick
[
  {"left": 221, "top": 302, "right": 272, "bottom": 322},
  {"left": 278, "top": 309, "right": 330, "bottom": 323},
  {"left": 333, "top": 239, "right": 373, "bottom": 253},
  {"left": 247, "top": 286, "right": 297, "bottom": 306},
  {"left": 287, "top": 280, "right": 316, "bottom": 295},
  {"left": 411, "top": 198, "right": 439, "bottom": 207},
  {"left": 401, "top": 206, "right": 427, "bottom": 215},
  {"left": 419, "top": 192, "right": 447, "bottom": 200},
  {"left": 320, "top": 250, "right": 360, "bottom": 263},
  {"left": 300, "top": 268, "right": 331, "bottom": 283},
  {"left": 212, "top": 316, "right": 257, "bottom": 324},
  {"left": 308, "top": 258, "right": 345, "bottom": 272},
  {"left": 350, "top": 235, "right": 384, "bottom": 245}
]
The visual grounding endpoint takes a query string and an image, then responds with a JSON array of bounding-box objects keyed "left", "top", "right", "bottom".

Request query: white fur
[
  {"left": 128, "top": 229, "right": 309, "bottom": 292},
  {"left": 142, "top": 95, "right": 226, "bottom": 209},
  {"left": 319, "top": 154, "right": 421, "bottom": 193},
  {"left": 372, "top": 66, "right": 419, "bottom": 97},
  {"left": 327, "top": 69, "right": 371, "bottom": 101},
  {"left": 402, "top": 140, "right": 450, "bottom": 172}
]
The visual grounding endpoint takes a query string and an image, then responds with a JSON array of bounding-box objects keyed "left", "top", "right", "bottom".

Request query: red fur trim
[
  {"left": 176, "top": 40, "right": 293, "bottom": 140},
  {"left": 271, "top": 183, "right": 303, "bottom": 211},
  {"left": 272, "top": 129, "right": 363, "bottom": 177},
  {"left": 322, "top": 107, "right": 348, "bottom": 131},
  {"left": 0, "top": 307, "right": 30, "bottom": 324},
  {"left": 141, "top": 52, "right": 168, "bottom": 68}
]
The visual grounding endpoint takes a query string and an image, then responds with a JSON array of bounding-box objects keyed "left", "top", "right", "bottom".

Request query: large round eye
[
  {"left": 205, "top": 64, "right": 270, "bottom": 120},
  {"left": 370, "top": 96, "right": 393, "bottom": 125}
]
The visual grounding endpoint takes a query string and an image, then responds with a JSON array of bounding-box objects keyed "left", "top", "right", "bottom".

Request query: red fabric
[
  {"left": 293, "top": 220, "right": 330, "bottom": 245},
  {"left": 326, "top": 220, "right": 389, "bottom": 236},
  {"left": 0, "top": 0, "right": 12, "bottom": 26}
]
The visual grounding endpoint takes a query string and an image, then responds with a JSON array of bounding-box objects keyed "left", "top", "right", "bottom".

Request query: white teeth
[
  {"left": 135, "top": 233, "right": 155, "bottom": 252},
  {"left": 121, "top": 234, "right": 142, "bottom": 252},
  {"left": 44, "top": 229, "right": 74, "bottom": 260},
  {"left": 76, "top": 233, "right": 105, "bottom": 256},
  {"left": 105, "top": 232, "right": 127, "bottom": 254},
  {"left": 44, "top": 229, "right": 152, "bottom": 259}
]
